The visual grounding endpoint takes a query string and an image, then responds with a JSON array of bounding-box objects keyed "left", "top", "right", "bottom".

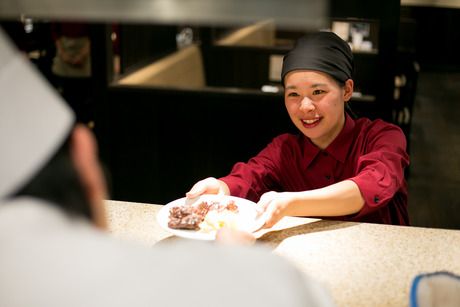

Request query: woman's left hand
[
  {"left": 257, "top": 191, "right": 293, "bottom": 228},
  {"left": 215, "top": 227, "right": 256, "bottom": 245}
]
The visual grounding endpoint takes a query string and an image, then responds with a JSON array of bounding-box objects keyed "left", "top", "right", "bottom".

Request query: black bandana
[{"left": 281, "top": 31, "right": 354, "bottom": 84}]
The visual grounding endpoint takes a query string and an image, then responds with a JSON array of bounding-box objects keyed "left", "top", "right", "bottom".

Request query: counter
[{"left": 105, "top": 200, "right": 460, "bottom": 307}]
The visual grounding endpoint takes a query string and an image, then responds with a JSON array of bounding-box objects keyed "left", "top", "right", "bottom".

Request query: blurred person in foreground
[
  {"left": 0, "top": 29, "right": 335, "bottom": 307},
  {"left": 187, "top": 31, "right": 409, "bottom": 228}
]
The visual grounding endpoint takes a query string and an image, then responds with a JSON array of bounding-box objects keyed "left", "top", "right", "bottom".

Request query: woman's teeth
[{"left": 302, "top": 118, "right": 319, "bottom": 124}]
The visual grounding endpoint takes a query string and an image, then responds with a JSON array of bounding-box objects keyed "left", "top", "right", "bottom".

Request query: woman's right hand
[{"left": 186, "top": 177, "right": 230, "bottom": 199}]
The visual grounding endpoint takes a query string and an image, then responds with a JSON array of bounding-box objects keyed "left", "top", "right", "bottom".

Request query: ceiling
[{"left": 0, "top": 0, "right": 328, "bottom": 30}]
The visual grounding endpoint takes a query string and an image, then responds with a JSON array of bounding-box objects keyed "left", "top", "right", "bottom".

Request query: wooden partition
[
  {"left": 118, "top": 24, "right": 178, "bottom": 75},
  {"left": 117, "top": 44, "right": 205, "bottom": 88},
  {"left": 205, "top": 45, "right": 285, "bottom": 89},
  {"left": 203, "top": 20, "right": 285, "bottom": 89},
  {"left": 215, "top": 19, "right": 276, "bottom": 47}
]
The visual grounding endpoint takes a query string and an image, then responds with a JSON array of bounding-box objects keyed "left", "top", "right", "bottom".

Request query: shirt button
[
  {"left": 325, "top": 175, "right": 331, "bottom": 180},
  {"left": 322, "top": 152, "right": 328, "bottom": 156},
  {"left": 374, "top": 196, "right": 379, "bottom": 203}
]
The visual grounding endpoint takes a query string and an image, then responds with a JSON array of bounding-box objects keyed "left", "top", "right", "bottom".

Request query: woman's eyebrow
[
  {"left": 285, "top": 83, "right": 326, "bottom": 90},
  {"left": 311, "top": 83, "right": 327, "bottom": 88}
]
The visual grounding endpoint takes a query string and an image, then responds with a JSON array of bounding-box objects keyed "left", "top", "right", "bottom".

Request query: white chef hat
[{"left": 0, "top": 28, "right": 74, "bottom": 200}]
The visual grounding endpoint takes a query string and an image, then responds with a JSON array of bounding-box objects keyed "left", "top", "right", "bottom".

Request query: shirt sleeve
[
  {"left": 348, "top": 121, "right": 409, "bottom": 217},
  {"left": 219, "top": 135, "right": 288, "bottom": 202}
]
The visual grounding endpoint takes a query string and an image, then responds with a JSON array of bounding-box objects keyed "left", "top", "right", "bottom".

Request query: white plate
[{"left": 157, "top": 194, "right": 265, "bottom": 240}]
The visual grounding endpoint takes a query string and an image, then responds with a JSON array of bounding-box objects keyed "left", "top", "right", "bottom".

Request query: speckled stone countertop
[{"left": 105, "top": 200, "right": 460, "bottom": 307}]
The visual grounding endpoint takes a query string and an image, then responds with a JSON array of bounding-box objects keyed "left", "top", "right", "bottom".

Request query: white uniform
[{"left": 0, "top": 197, "right": 335, "bottom": 307}]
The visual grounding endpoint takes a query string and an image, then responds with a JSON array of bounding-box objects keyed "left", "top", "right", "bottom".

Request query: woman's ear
[
  {"left": 343, "top": 79, "right": 354, "bottom": 102},
  {"left": 70, "top": 124, "right": 108, "bottom": 229}
]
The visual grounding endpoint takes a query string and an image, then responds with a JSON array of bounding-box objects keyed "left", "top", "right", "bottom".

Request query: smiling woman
[{"left": 186, "top": 31, "right": 410, "bottom": 228}]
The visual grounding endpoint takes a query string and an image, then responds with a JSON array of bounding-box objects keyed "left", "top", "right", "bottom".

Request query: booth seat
[
  {"left": 117, "top": 44, "right": 206, "bottom": 89},
  {"left": 215, "top": 19, "right": 276, "bottom": 47}
]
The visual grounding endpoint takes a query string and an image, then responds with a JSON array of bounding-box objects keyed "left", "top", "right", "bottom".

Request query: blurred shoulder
[{"left": 151, "top": 241, "right": 336, "bottom": 307}]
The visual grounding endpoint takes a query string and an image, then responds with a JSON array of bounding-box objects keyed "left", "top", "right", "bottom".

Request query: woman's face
[{"left": 284, "top": 70, "right": 353, "bottom": 149}]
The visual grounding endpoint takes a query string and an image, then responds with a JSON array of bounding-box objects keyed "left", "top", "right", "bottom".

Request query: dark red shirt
[{"left": 220, "top": 114, "right": 410, "bottom": 225}]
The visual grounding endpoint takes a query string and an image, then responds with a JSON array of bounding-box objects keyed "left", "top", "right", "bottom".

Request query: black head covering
[{"left": 281, "top": 31, "right": 354, "bottom": 85}]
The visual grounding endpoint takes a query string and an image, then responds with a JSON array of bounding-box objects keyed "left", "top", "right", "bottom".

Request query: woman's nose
[{"left": 300, "top": 96, "right": 315, "bottom": 111}]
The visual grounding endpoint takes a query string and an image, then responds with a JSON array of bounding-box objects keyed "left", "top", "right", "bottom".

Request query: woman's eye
[
  {"left": 287, "top": 92, "right": 299, "bottom": 97},
  {"left": 312, "top": 89, "right": 325, "bottom": 95}
]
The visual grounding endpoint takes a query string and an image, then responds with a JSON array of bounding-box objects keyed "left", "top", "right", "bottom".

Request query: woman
[{"left": 186, "top": 31, "right": 409, "bottom": 228}]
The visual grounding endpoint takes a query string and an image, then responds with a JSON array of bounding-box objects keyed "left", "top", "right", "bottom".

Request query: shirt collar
[
  {"left": 301, "top": 113, "right": 356, "bottom": 167},
  {"left": 301, "top": 136, "right": 321, "bottom": 169},
  {"left": 325, "top": 113, "right": 355, "bottom": 163}
]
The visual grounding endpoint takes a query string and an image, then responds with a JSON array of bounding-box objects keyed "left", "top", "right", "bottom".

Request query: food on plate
[{"left": 168, "top": 199, "right": 239, "bottom": 231}]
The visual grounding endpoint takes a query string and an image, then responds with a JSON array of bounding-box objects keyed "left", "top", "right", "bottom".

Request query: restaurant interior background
[{"left": 1, "top": 0, "right": 459, "bottom": 229}]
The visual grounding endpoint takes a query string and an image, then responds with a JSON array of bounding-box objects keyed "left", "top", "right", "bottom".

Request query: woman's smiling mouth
[{"left": 301, "top": 117, "right": 321, "bottom": 128}]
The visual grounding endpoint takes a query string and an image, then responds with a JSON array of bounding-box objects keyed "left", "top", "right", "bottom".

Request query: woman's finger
[
  {"left": 257, "top": 191, "right": 277, "bottom": 212},
  {"left": 215, "top": 227, "right": 256, "bottom": 245},
  {"left": 260, "top": 198, "right": 284, "bottom": 229},
  {"left": 186, "top": 177, "right": 219, "bottom": 198},
  {"left": 186, "top": 182, "right": 206, "bottom": 198}
]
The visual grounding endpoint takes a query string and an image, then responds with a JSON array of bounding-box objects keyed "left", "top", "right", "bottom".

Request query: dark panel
[
  {"left": 353, "top": 52, "right": 380, "bottom": 96},
  {"left": 106, "top": 86, "right": 294, "bottom": 204},
  {"left": 119, "top": 24, "right": 178, "bottom": 74},
  {"left": 401, "top": 6, "right": 460, "bottom": 71},
  {"left": 206, "top": 46, "right": 286, "bottom": 89}
]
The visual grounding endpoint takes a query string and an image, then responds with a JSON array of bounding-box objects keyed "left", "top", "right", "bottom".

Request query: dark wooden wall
[
  {"left": 118, "top": 24, "right": 178, "bottom": 74},
  {"left": 106, "top": 86, "right": 294, "bottom": 204},
  {"left": 400, "top": 6, "right": 460, "bottom": 72}
]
